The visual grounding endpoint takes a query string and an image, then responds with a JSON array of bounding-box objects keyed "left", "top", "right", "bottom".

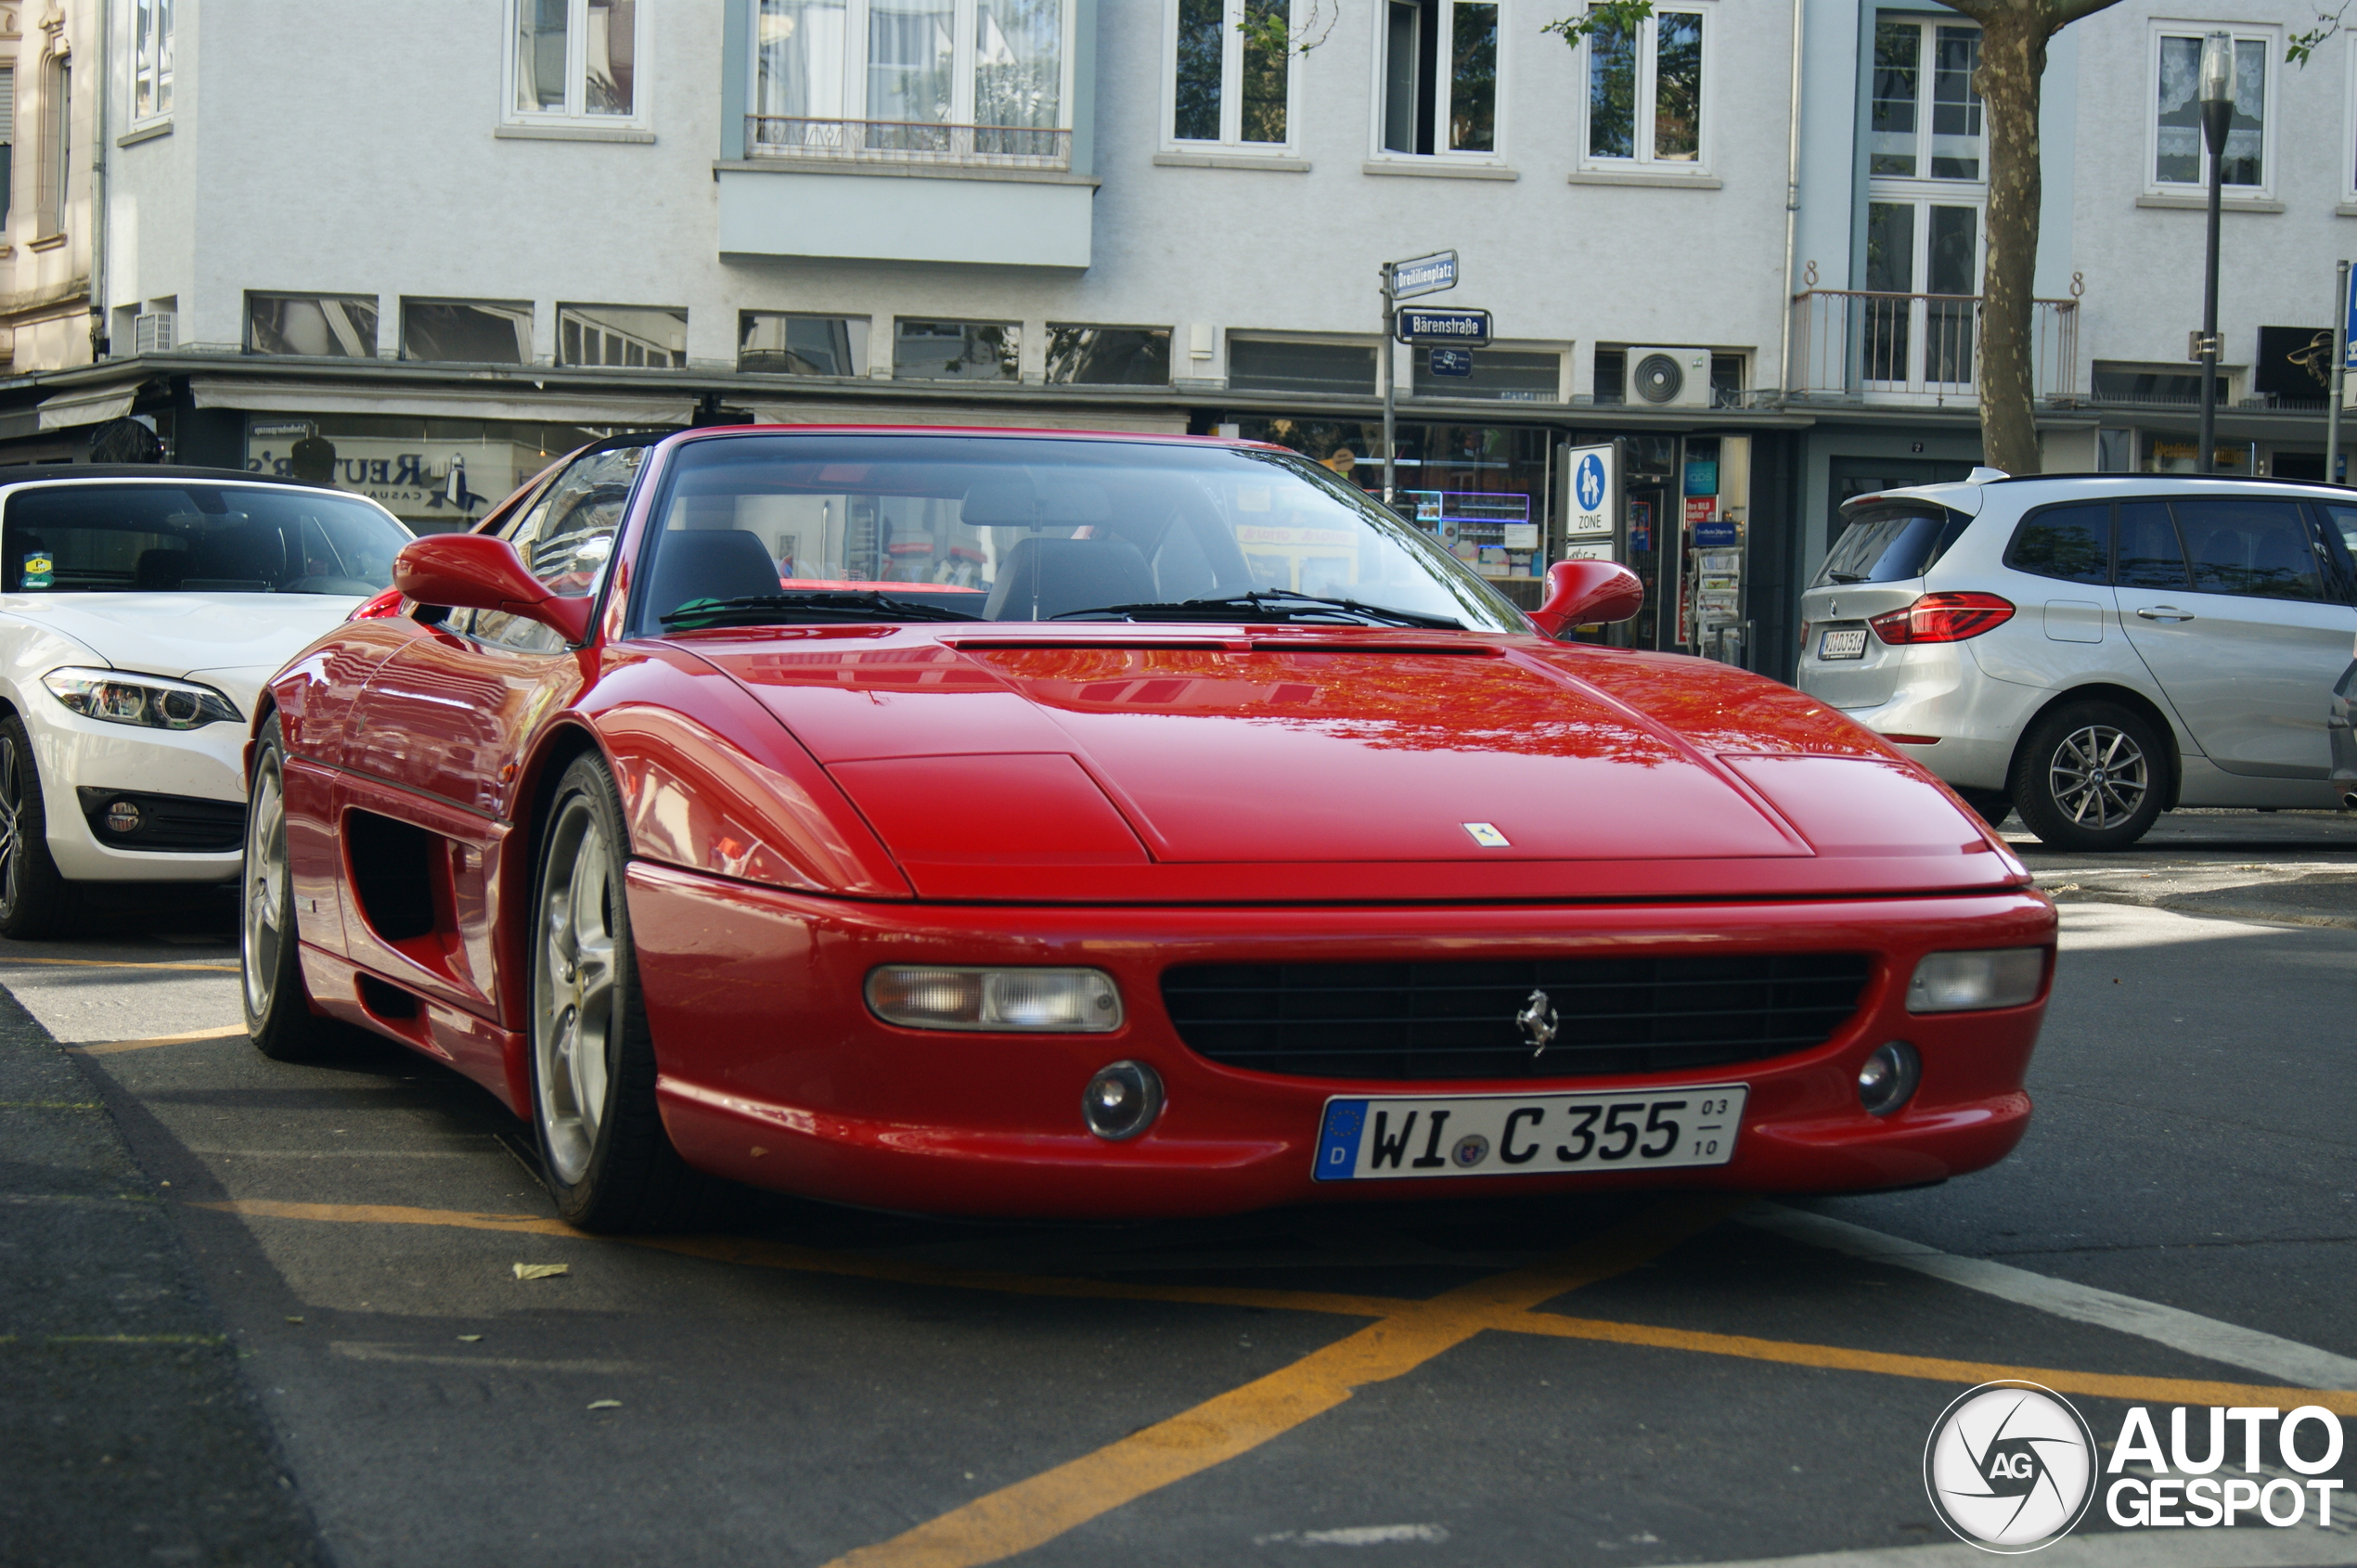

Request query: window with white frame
[
  {"left": 1869, "top": 14, "right": 1980, "bottom": 180},
  {"left": 132, "top": 0, "right": 172, "bottom": 122},
  {"left": 1169, "top": 0, "right": 1292, "bottom": 148},
  {"left": 753, "top": 0, "right": 1073, "bottom": 162},
  {"left": 36, "top": 54, "right": 66, "bottom": 238},
  {"left": 2151, "top": 24, "right": 2273, "bottom": 194},
  {"left": 1583, "top": 4, "right": 1705, "bottom": 167},
  {"left": 509, "top": 0, "right": 641, "bottom": 122},
  {"left": 1376, "top": 0, "right": 1500, "bottom": 159}
]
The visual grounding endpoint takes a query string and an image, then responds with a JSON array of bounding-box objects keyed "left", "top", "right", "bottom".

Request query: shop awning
[
  {"left": 37, "top": 387, "right": 137, "bottom": 431},
  {"left": 187, "top": 377, "right": 699, "bottom": 429},
  {"left": 746, "top": 401, "right": 1185, "bottom": 434}
]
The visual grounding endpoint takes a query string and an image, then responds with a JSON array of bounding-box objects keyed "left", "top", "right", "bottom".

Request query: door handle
[{"left": 2134, "top": 606, "right": 2195, "bottom": 622}]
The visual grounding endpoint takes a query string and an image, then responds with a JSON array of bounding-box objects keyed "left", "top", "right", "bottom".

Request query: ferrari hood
[
  {"left": 0, "top": 592, "right": 362, "bottom": 689},
  {"left": 685, "top": 632, "right": 2015, "bottom": 901}
]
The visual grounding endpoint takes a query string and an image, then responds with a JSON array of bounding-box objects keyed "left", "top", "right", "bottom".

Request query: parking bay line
[
  {"left": 73, "top": 1023, "right": 247, "bottom": 1056},
  {"left": 0, "top": 956, "right": 238, "bottom": 972},
  {"left": 1747, "top": 1204, "right": 2357, "bottom": 1392}
]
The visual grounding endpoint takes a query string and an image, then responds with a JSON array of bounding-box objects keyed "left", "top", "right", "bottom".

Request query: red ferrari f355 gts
[{"left": 241, "top": 428, "right": 2053, "bottom": 1229}]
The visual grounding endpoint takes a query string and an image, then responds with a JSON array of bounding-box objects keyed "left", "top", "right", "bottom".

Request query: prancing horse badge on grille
[{"left": 1517, "top": 989, "right": 1559, "bottom": 1059}]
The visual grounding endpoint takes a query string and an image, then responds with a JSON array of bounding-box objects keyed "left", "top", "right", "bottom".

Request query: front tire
[
  {"left": 1954, "top": 787, "right": 2014, "bottom": 829},
  {"left": 0, "top": 713, "right": 72, "bottom": 940},
  {"left": 529, "top": 753, "right": 708, "bottom": 1232},
  {"left": 243, "top": 715, "right": 334, "bottom": 1061},
  {"left": 2009, "top": 701, "right": 2166, "bottom": 851}
]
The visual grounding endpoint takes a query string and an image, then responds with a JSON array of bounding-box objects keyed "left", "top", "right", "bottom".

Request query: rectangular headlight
[
  {"left": 1907, "top": 948, "right": 2046, "bottom": 1013},
  {"left": 865, "top": 966, "right": 1123, "bottom": 1033}
]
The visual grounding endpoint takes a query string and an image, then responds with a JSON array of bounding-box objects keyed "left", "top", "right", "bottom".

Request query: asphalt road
[{"left": 3, "top": 815, "right": 2352, "bottom": 1568}]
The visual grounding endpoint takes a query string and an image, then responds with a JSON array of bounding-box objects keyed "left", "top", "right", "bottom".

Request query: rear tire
[
  {"left": 0, "top": 713, "right": 73, "bottom": 940},
  {"left": 243, "top": 715, "right": 334, "bottom": 1061},
  {"left": 2009, "top": 701, "right": 2166, "bottom": 851},
  {"left": 528, "top": 752, "right": 711, "bottom": 1233}
]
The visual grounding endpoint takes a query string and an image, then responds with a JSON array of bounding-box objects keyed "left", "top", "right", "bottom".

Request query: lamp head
[{"left": 2197, "top": 32, "right": 2234, "bottom": 107}]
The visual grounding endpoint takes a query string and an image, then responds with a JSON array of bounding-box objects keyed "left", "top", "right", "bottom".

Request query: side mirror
[
  {"left": 1527, "top": 559, "right": 1644, "bottom": 637},
  {"left": 393, "top": 533, "right": 595, "bottom": 644}
]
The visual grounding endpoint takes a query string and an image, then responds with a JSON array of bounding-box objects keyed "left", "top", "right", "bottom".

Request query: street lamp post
[{"left": 2196, "top": 32, "right": 2235, "bottom": 476}]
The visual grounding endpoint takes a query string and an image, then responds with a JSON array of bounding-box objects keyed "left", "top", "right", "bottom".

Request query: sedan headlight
[
  {"left": 1906, "top": 948, "right": 2046, "bottom": 1013},
  {"left": 42, "top": 667, "right": 242, "bottom": 731},
  {"left": 866, "top": 966, "right": 1123, "bottom": 1033}
]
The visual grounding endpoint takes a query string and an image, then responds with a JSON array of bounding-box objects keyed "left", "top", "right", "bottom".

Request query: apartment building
[{"left": 0, "top": 0, "right": 2346, "bottom": 675}]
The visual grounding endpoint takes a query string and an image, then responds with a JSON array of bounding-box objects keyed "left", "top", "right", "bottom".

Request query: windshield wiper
[
  {"left": 1822, "top": 572, "right": 1870, "bottom": 585},
  {"left": 1048, "top": 590, "right": 1462, "bottom": 630},
  {"left": 659, "top": 591, "right": 986, "bottom": 628}
]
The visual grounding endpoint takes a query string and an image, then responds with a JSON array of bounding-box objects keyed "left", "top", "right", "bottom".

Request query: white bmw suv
[
  {"left": 1797, "top": 473, "right": 2357, "bottom": 850},
  {"left": 0, "top": 467, "right": 412, "bottom": 935}
]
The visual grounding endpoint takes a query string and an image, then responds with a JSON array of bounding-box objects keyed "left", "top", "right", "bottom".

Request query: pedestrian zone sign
[{"left": 1565, "top": 443, "right": 1615, "bottom": 538}]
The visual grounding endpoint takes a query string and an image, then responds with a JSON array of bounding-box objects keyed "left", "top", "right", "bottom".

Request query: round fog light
[
  {"left": 1858, "top": 1041, "right": 1921, "bottom": 1117},
  {"left": 105, "top": 800, "right": 141, "bottom": 835},
  {"left": 1082, "top": 1060, "right": 1164, "bottom": 1141}
]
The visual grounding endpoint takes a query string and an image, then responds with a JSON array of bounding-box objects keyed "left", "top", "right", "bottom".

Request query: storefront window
[{"left": 244, "top": 416, "right": 669, "bottom": 534}]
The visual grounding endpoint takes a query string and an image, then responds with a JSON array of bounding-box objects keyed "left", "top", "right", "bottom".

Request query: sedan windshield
[
  {"left": 4, "top": 484, "right": 413, "bottom": 596},
  {"left": 635, "top": 434, "right": 1527, "bottom": 634}
]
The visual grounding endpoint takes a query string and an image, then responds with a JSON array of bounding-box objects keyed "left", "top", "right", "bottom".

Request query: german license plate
[
  {"left": 1818, "top": 627, "right": 1868, "bottom": 661},
  {"left": 1312, "top": 1086, "right": 1746, "bottom": 1181}
]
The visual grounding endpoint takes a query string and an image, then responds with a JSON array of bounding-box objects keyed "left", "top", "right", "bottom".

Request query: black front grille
[
  {"left": 76, "top": 788, "right": 244, "bottom": 853},
  {"left": 1162, "top": 954, "right": 1874, "bottom": 1081}
]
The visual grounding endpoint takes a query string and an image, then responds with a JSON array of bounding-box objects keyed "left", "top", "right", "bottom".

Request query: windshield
[
  {"left": 631, "top": 434, "right": 1527, "bottom": 634},
  {"left": 1815, "top": 505, "right": 1969, "bottom": 586},
  {"left": 4, "top": 483, "right": 413, "bottom": 596}
]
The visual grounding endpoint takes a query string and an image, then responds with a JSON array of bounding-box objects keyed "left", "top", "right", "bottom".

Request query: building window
[
  {"left": 1583, "top": 5, "right": 1705, "bottom": 167},
  {"left": 1377, "top": 0, "right": 1499, "bottom": 159},
  {"left": 133, "top": 0, "right": 173, "bottom": 122},
  {"left": 1229, "top": 339, "right": 1377, "bottom": 395},
  {"left": 1169, "top": 0, "right": 1290, "bottom": 148},
  {"left": 740, "top": 313, "right": 869, "bottom": 375},
  {"left": 558, "top": 304, "right": 686, "bottom": 368},
  {"left": 402, "top": 300, "right": 535, "bottom": 365},
  {"left": 36, "top": 54, "right": 66, "bottom": 237},
  {"left": 1045, "top": 326, "right": 1171, "bottom": 385},
  {"left": 1410, "top": 347, "right": 1562, "bottom": 401},
  {"left": 2152, "top": 25, "right": 2271, "bottom": 192},
  {"left": 0, "top": 68, "right": 15, "bottom": 229},
  {"left": 509, "top": 0, "right": 639, "bottom": 122},
  {"left": 1869, "top": 16, "right": 1979, "bottom": 179},
  {"left": 893, "top": 319, "right": 1019, "bottom": 380},
  {"left": 751, "top": 0, "right": 1073, "bottom": 165},
  {"left": 248, "top": 294, "right": 381, "bottom": 358}
]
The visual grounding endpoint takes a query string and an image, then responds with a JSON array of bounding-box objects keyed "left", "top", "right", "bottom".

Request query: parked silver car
[{"left": 1797, "top": 473, "right": 2357, "bottom": 850}]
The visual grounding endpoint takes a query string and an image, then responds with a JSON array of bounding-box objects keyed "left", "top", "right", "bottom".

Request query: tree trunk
[{"left": 1973, "top": 6, "right": 2048, "bottom": 475}]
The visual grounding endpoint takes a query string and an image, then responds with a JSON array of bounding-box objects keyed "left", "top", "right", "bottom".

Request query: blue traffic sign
[
  {"left": 1575, "top": 453, "right": 1607, "bottom": 511},
  {"left": 1397, "top": 308, "right": 1491, "bottom": 346},
  {"left": 1389, "top": 251, "right": 1459, "bottom": 300},
  {"left": 1427, "top": 348, "right": 1474, "bottom": 378},
  {"left": 2345, "top": 264, "right": 2357, "bottom": 371},
  {"left": 1694, "top": 521, "right": 1738, "bottom": 546}
]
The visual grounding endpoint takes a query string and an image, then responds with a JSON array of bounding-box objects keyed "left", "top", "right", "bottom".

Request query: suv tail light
[{"left": 1869, "top": 592, "right": 2015, "bottom": 645}]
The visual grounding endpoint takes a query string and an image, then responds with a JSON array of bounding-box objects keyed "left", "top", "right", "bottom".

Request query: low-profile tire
[
  {"left": 0, "top": 713, "right": 73, "bottom": 940},
  {"left": 1953, "top": 787, "right": 2014, "bottom": 829},
  {"left": 2009, "top": 700, "right": 2167, "bottom": 851},
  {"left": 243, "top": 714, "right": 335, "bottom": 1061},
  {"left": 529, "top": 752, "right": 710, "bottom": 1233}
]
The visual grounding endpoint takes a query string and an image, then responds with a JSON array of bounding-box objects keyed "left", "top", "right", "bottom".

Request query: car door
[
  {"left": 339, "top": 443, "right": 649, "bottom": 1022},
  {"left": 2113, "top": 495, "right": 2357, "bottom": 778}
]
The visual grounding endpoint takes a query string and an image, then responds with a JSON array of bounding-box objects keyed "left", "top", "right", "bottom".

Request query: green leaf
[{"left": 1542, "top": 0, "right": 1655, "bottom": 47}]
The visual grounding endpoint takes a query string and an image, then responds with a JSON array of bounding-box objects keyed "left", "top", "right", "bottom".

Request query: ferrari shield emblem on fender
[{"left": 1518, "top": 989, "right": 1559, "bottom": 1059}]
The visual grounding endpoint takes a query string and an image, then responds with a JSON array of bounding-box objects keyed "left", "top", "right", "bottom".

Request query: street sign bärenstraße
[{"left": 1397, "top": 308, "right": 1491, "bottom": 347}]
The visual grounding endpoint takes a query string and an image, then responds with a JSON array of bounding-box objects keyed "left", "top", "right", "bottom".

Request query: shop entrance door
[{"left": 1624, "top": 482, "right": 1672, "bottom": 649}]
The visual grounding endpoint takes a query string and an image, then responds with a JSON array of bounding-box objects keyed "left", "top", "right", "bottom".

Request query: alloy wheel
[
  {"left": 0, "top": 732, "right": 21, "bottom": 919},
  {"left": 2047, "top": 724, "right": 2148, "bottom": 830},
  {"left": 535, "top": 796, "right": 618, "bottom": 1188},
  {"left": 242, "top": 755, "right": 289, "bottom": 1021}
]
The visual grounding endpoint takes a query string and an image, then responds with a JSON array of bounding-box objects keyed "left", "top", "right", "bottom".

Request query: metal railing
[
  {"left": 1786, "top": 289, "right": 2080, "bottom": 405},
  {"left": 745, "top": 116, "right": 1070, "bottom": 169}
]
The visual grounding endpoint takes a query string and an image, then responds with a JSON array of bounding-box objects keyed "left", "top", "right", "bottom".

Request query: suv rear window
[{"left": 1815, "top": 505, "right": 1969, "bottom": 586}]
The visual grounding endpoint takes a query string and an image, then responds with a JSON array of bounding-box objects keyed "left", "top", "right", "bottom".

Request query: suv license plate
[
  {"left": 1818, "top": 627, "right": 1868, "bottom": 661},
  {"left": 1313, "top": 1086, "right": 1746, "bottom": 1181}
]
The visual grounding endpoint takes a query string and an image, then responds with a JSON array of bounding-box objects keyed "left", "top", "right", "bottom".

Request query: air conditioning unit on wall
[
  {"left": 133, "top": 311, "right": 175, "bottom": 355},
  {"left": 1627, "top": 346, "right": 1712, "bottom": 408}
]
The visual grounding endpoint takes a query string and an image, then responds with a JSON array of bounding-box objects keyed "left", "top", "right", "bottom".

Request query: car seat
[
  {"left": 643, "top": 529, "right": 781, "bottom": 622},
  {"left": 984, "top": 536, "right": 1156, "bottom": 621}
]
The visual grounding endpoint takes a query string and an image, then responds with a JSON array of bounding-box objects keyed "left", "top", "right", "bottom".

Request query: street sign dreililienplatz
[
  {"left": 1388, "top": 251, "right": 1459, "bottom": 300},
  {"left": 1397, "top": 308, "right": 1491, "bottom": 347}
]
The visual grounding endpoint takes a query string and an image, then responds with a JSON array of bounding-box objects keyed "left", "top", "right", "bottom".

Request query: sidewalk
[
  {"left": 0, "top": 987, "right": 325, "bottom": 1567},
  {"left": 2008, "top": 808, "right": 2357, "bottom": 930}
]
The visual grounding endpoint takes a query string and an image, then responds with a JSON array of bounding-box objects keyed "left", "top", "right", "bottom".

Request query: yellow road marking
[
  {"left": 821, "top": 1197, "right": 1744, "bottom": 1568},
  {"left": 199, "top": 1199, "right": 579, "bottom": 1237},
  {"left": 0, "top": 956, "right": 237, "bottom": 972},
  {"left": 75, "top": 1023, "right": 248, "bottom": 1056},
  {"left": 0, "top": 1099, "right": 102, "bottom": 1110}
]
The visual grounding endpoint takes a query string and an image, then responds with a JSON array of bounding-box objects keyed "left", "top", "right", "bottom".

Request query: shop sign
[
  {"left": 1427, "top": 349, "right": 1474, "bottom": 378},
  {"left": 1694, "top": 521, "right": 1738, "bottom": 546},
  {"left": 1684, "top": 496, "right": 1717, "bottom": 526},
  {"left": 1563, "top": 443, "right": 1615, "bottom": 537},
  {"left": 246, "top": 433, "right": 528, "bottom": 525},
  {"left": 1398, "top": 309, "right": 1491, "bottom": 347},
  {"left": 1388, "top": 251, "right": 1460, "bottom": 300}
]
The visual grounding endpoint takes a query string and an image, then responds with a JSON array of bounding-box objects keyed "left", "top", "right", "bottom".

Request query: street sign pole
[
  {"left": 2332, "top": 259, "right": 2351, "bottom": 487},
  {"left": 1381, "top": 262, "right": 1397, "bottom": 505}
]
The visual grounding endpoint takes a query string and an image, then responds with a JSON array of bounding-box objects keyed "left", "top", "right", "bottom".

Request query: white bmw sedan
[{"left": 0, "top": 468, "right": 413, "bottom": 936}]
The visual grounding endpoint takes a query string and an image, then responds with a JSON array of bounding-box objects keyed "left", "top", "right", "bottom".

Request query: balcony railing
[
  {"left": 745, "top": 116, "right": 1071, "bottom": 170},
  {"left": 1786, "top": 289, "right": 2080, "bottom": 405}
]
